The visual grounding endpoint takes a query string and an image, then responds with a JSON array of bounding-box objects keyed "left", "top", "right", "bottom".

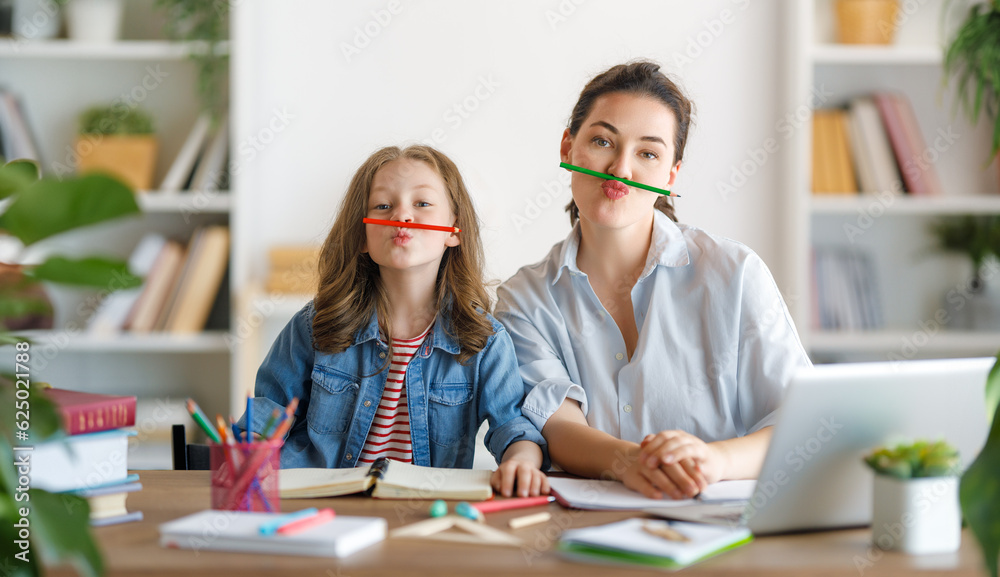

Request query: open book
[{"left": 279, "top": 458, "right": 493, "bottom": 500}]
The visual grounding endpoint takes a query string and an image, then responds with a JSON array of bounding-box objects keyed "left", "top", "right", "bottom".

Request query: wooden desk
[{"left": 54, "top": 471, "right": 987, "bottom": 577}]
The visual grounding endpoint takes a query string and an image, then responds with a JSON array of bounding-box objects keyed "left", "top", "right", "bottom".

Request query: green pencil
[
  {"left": 559, "top": 162, "right": 678, "bottom": 197},
  {"left": 185, "top": 398, "right": 222, "bottom": 444}
]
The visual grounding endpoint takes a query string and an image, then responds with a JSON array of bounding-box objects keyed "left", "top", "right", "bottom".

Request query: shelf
[
  {"left": 809, "top": 330, "right": 1000, "bottom": 355},
  {"left": 0, "top": 40, "right": 229, "bottom": 60},
  {"left": 137, "top": 191, "right": 232, "bottom": 214},
  {"left": 812, "top": 44, "right": 943, "bottom": 65},
  {"left": 810, "top": 195, "right": 1000, "bottom": 215},
  {"left": 15, "top": 331, "right": 231, "bottom": 353}
]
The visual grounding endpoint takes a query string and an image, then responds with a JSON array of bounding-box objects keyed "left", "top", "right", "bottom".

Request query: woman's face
[{"left": 561, "top": 92, "right": 681, "bottom": 231}]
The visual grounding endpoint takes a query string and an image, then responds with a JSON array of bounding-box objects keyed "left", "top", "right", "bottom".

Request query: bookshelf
[
  {"left": 785, "top": 0, "right": 1000, "bottom": 362},
  {"left": 0, "top": 3, "right": 236, "bottom": 434}
]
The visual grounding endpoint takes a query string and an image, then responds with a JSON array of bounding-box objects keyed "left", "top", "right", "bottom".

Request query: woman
[{"left": 495, "top": 61, "right": 810, "bottom": 500}]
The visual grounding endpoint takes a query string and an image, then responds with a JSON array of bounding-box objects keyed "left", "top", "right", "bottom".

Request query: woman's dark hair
[{"left": 565, "top": 60, "right": 694, "bottom": 224}]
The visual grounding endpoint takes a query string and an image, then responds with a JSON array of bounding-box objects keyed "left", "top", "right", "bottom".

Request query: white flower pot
[
  {"left": 11, "top": 0, "right": 61, "bottom": 40},
  {"left": 64, "top": 0, "right": 123, "bottom": 43},
  {"left": 871, "top": 475, "right": 961, "bottom": 554}
]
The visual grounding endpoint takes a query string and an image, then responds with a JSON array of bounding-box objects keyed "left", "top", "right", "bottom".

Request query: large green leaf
[
  {"left": 26, "top": 256, "right": 142, "bottom": 289},
  {"left": 0, "top": 174, "right": 139, "bottom": 246},
  {"left": 988, "top": 350, "right": 1000, "bottom": 426},
  {"left": 0, "top": 160, "right": 40, "bottom": 200},
  {"left": 29, "top": 489, "right": 102, "bottom": 577},
  {"left": 0, "top": 383, "right": 62, "bottom": 447},
  {"left": 0, "top": 436, "right": 39, "bottom": 577},
  {"left": 961, "top": 352, "right": 1000, "bottom": 577}
]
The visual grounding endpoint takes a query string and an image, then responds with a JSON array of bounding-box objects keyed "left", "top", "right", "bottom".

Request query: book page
[
  {"left": 549, "top": 477, "right": 754, "bottom": 510},
  {"left": 373, "top": 461, "right": 492, "bottom": 500},
  {"left": 278, "top": 466, "right": 374, "bottom": 498}
]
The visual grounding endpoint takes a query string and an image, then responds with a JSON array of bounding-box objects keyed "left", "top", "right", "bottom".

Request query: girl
[
  {"left": 244, "top": 145, "right": 548, "bottom": 498},
  {"left": 496, "top": 61, "right": 811, "bottom": 500}
]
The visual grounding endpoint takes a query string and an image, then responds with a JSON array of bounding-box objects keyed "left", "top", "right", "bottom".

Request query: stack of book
[
  {"left": 30, "top": 388, "right": 143, "bottom": 526},
  {"left": 812, "top": 92, "right": 943, "bottom": 196},
  {"left": 87, "top": 226, "right": 230, "bottom": 335},
  {"left": 157, "top": 112, "right": 230, "bottom": 194},
  {"left": 811, "top": 246, "right": 884, "bottom": 331}
]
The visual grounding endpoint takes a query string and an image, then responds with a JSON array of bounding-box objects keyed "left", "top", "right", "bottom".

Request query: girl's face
[
  {"left": 561, "top": 92, "right": 681, "bottom": 231},
  {"left": 363, "top": 158, "right": 460, "bottom": 274}
]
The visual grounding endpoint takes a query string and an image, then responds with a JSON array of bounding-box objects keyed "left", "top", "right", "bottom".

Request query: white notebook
[
  {"left": 159, "top": 510, "right": 386, "bottom": 558},
  {"left": 548, "top": 477, "right": 755, "bottom": 510}
]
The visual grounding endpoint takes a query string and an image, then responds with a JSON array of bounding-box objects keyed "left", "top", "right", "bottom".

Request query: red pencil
[
  {"left": 275, "top": 508, "right": 336, "bottom": 535},
  {"left": 362, "top": 218, "right": 460, "bottom": 233}
]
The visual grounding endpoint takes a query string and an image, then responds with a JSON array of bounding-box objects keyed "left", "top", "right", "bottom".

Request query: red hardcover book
[{"left": 46, "top": 388, "right": 137, "bottom": 435}]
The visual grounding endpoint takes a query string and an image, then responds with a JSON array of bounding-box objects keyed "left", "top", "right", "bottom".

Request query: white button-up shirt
[{"left": 496, "top": 211, "right": 811, "bottom": 444}]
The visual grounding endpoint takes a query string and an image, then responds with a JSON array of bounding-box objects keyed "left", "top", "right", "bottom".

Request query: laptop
[{"left": 647, "top": 356, "right": 994, "bottom": 534}]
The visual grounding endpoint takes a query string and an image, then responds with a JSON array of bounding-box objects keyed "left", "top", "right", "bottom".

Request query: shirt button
[
  {"left": 615, "top": 353, "right": 624, "bottom": 361},
  {"left": 345, "top": 453, "right": 353, "bottom": 461},
  {"left": 623, "top": 404, "right": 632, "bottom": 413},
  {"left": 363, "top": 400, "right": 372, "bottom": 407},
  {"left": 379, "top": 352, "right": 386, "bottom": 359}
]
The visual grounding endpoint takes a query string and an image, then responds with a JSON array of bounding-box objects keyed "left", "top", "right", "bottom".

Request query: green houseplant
[
  {"left": 155, "top": 0, "right": 229, "bottom": 117},
  {"left": 928, "top": 215, "right": 1000, "bottom": 330},
  {"left": 961, "top": 350, "right": 1000, "bottom": 577},
  {"left": 0, "top": 158, "right": 142, "bottom": 576},
  {"left": 863, "top": 440, "right": 962, "bottom": 554},
  {"left": 943, "top": 0, "right": 1000, "bottom": 170},
  {"left": 76, "top": 105, "right": 157, "bottom": 192}
]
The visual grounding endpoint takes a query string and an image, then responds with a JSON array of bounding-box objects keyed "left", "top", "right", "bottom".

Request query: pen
[
  {"left": 260, "top": 408, "right": 281, "bottom": 439},
  {"left": 559, "top": 162, "right": 679, "bottom": 197},
  {"left": 472, "top": 495, "right": 555, "bottom": 514},
  {"left": 275, "top": 508, "right": 336, "bottom": 536},
  {"left": 362, "top": 218, "right": 461, "bottom": 234},
  {"left": 259, "top": 507, "right": 319, "bottom": 536}
]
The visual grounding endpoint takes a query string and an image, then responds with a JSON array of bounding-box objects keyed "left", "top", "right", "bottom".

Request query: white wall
[{"left": 235, "top": 0, "right": 789, "bottom": 293}]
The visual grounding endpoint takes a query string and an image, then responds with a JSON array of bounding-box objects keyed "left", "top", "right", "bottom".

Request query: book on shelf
[
  {"left": 279, "top": 457, "right": 493, "bottom": 500},
  {"left": 811, "top": 109, "right": 857, "bottom": 195},
  {"left": 124, "top": 239, "right": 185, "bottom": 333},
  {"left": 0, "top": 89, "right": 41, "bottom": 166},
  {"left": 812, "top": 246, "right": 883, "bottom": 331},
  {"left": 159, "top": 510, "right": 387, "bottom": 558},
  {"left": 45, "top": 387, "right": 137, "bottom": 436},
  {"left": 557, "top": 518, "right": 752, "bottom": 570},
  {"left": 28, "top": 429, "right": 135, "bottom": 493},
  {"left": 87, "top": 234, "right": 167, "bottom": 335},
  {"left": 158, "top": 112, "right": 212, "bottom": 193},
  {"left": 849, "top": 97, "right": 904, "bottom": 195},
  {"left": 188, "top": 113, "right": 229, "bottom": 192},
  {"left": 69, "top": 475, "right": 143, "bottom": 527},
  {"left": 892, "top": 92, "right": 944, "bottom": 196},
  {"left": 153, "top": 228, "right": 203, "bottom": 332},
  {"left": 163, "top": 225, "right": 230, "bottom": 333},
  {"left": 266, "top": 245, "right": 320, "bottom": 295}
]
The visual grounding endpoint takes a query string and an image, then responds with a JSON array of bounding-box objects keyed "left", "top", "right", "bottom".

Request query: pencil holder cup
[{"left": 209, "top": 440, "right": 282, "bottom": 513}]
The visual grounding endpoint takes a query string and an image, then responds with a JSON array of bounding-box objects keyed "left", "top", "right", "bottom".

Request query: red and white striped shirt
[{"left": 357, "top": 325, "right": 432, "bottom": 465}]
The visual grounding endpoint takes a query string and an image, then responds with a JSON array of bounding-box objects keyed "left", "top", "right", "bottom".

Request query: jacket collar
[{"left": 354, "top": 309, "right": 461, "bottom": 355}]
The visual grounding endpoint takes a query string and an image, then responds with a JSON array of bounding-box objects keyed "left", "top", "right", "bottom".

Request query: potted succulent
[
  {"left": 863, "top": 439, "right": 962, "bottom": 554},
  {"left": 75, "top": 105, "right": 157, "bottom": 192},
  {"left": 961, "top": 350, "right": 1000, "bottom": 577},
  {"left": 943, "top": 0, "right": 1000, "bottom": 183},
  {"left": 928, "top": 215, "right": 1000, "bottom": 330},
  {"left": 0, "top": 159, "right": 142, "bottom": 576}
]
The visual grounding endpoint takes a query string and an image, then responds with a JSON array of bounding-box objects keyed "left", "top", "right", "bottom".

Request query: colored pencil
[
  {"left": 259, "top": 507, "right": 319, "bottom": 536},
  {"left": 472, "top": 495, "right": 554, "bottom": 514},
  {"left": 275, "top": 508, "right": 336, "bottom": 536},
  {"left": 559, "top": 162, "right": 678, "bottom": 197},
  {"left": 362, "top": 218, "right": 460, "bottom": 233},
  {"left": 185, "top": 398, "right": 221, "bottom": 443}
]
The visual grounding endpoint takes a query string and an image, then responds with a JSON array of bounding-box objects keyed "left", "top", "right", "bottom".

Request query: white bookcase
[
  {"left": 784, "top": 0, "right": 1000, "bottom": 363},
  {"left": 0, "top": 4, "right": 237, "bottom": 431}
]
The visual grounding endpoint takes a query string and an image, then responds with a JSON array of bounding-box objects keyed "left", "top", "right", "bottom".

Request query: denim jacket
[{"left": 238, "top": 301, "right": 548, "bottom": 470}]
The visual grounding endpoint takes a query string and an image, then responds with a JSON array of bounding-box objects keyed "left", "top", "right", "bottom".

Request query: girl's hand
[
  {"left": 638, "top": 430, "right": 727, "bottom": 499},
  {"left": 491, "top": 460, "right": 550, "bottom": 498}
]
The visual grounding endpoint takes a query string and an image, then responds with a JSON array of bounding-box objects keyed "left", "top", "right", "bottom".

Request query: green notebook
[{"left": 558, "top": 518, "right": 752, "bottom": 570}]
